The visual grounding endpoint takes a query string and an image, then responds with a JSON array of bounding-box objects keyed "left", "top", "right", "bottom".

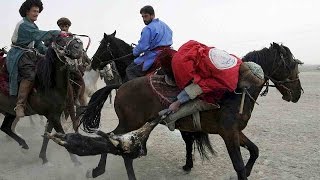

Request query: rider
[
  {"left": 126, "top": 5, "right": 173, "bottom": 80},
  {"left": 6, "top": 0, "right": 60, "bottom": 118},
  {"left": 160, "top": 40, "right": 242, "bottom": 130}
]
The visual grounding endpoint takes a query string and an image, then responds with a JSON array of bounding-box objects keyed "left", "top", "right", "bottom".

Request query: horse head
[
  {"left": 36, "top": 34, "right": 84, "bottom": 91},
  {"left": 52, "top": 33, "right": 84, "bottom": 69},
  {"left": 91, "top": 31, "right": 118, "bottom": 70},
  {"left": 267, "top": 43, "right": 303, "bottom": 103},
  {"left": 91, "top": 31, "right": 133, "bottom": 82}
]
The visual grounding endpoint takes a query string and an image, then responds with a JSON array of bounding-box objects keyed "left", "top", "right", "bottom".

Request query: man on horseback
[
  {"left": 126, "top": 5, "right": 173, "bottom": 80},
  {"left": 160, "top": 40, "right": 243, "bottom": 130},
  {"left": 6, "top": 0, "right": 61, "bottom": 118}
]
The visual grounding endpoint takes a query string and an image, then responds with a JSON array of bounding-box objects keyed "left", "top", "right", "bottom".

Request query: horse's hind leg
[
  {"left": 39, "top": 120, "right": 53, "bottom": 164},
  {"left": 123, "top": 156, "right": 136, "bottom": 180},
  {"left": 87, "top": 153, "right": 108, "bottom": 178},
  {"left": 239, "top": 132, "right": 259, "bottom": 177},
  {"left": 222, "top": 131, "right": 247, "bottom": 180},
  {"left": 180, "top": 131, "right": 194, "bottom": 172},
  {"left": 1, "top": 113, "right": 29, "bottom": 149}
]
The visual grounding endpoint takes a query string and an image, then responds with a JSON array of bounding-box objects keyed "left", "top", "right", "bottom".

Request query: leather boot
[
  {"left": 163, "top": 99, "right": 220, "bottom": 131},
  {"left": 15, "top": 79, "right": 33, "bottom": 118}
]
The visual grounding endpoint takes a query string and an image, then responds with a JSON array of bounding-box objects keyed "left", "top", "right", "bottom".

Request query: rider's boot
[
  {"left": 15, "top": 79, "right": 33, "bottom": 118},
  {"left": 163, "top": 99, "right": 219, "bottom": 131}
]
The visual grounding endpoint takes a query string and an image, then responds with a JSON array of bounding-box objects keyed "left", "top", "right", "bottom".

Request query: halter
[
  {"left": 92, "top": 42, "right": 129, "bottom": 80},
  {"left": 260, "top": 48, "right": 302, "bottom": 96},
  {"left": 51, "top": 36, "right": 83, "bottom": 70}
]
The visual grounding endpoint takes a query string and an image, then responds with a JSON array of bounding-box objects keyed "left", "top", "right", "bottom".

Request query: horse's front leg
[
  {"left": 239, "top": 132, "right": 259, "bottom": 177},
  {"left": 222, "top": 130, "right": 247, "bottom": 180},
  {"left": 180, "top": 131, "right": 194, "bottom": 172},
  {"left": 87, "top": 153, "right": 108, "bottom": 178},
  {"left": 43, "top": 114, "right": 81, "bottom": 166},
  {"left": 39, "top": 120, "right": 53, "bottom": 164},
  {"left": 123, "top": 156, "right": 136, "bottom": 180}
]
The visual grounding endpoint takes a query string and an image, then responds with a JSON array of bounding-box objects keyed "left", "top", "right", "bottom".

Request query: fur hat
[{"left": 19, "top": 0, "right": 43, "bottom": 17}]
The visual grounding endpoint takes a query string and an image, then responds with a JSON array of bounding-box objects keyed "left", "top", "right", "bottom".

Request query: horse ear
[
  {"left": 272, "top": 42, "right": 279, "bottom": 48},
  {"left": 294, "top": 58, "right": 304, "bottom": 65},
  {"left": 111, "top": 30, "right": 116, "bottom": 37},
  {"left": 104, "top": 33, "right": 108, "bottom": 39}
]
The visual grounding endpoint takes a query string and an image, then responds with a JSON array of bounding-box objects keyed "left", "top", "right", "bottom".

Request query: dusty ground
[{"left": 0, "top": 69, "right": 319, "bottom": 180}]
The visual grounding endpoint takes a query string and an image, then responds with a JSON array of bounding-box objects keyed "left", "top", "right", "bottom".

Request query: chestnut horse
[{"left": 81, "top": 42, "right": 303, "bottom": 180}]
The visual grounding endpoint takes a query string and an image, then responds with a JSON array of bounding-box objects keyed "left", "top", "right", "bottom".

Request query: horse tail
[
  {"left": 193, "top": 132, "right": 216, "bottom": 160},
  {"left": 80, "top": 84, "right": 121, "bottom": 132}
]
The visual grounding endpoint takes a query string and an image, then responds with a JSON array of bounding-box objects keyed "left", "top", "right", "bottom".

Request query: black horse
[
  {"left": 91, "top": 31, "right": 133, "bottom": 84},
  {"left": 0, "top": 34, "right": 84, "bottom": 165}
]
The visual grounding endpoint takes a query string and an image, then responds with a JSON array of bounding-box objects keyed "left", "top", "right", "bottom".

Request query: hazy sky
[{"left": 1, "top": 0, "right": 319, "bottom": 64}]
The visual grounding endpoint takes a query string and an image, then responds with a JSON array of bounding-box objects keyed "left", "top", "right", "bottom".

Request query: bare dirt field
[{"left": 0, "top": 69, "right": 319, "bottom": 180}]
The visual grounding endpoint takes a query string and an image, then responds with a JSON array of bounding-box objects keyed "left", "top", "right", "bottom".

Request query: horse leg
[
  {"left": 39, "top": 120, "right": 53, "bottom": 164},
  {"left": 1, "top": 113, "right": 28, "bottom": 149},
  {"left": 109, "top": 91, "right": 112, "bottom": 104},
  {"left": 50, "top": 114, "right": 81, "bottom": 166},
  {"left": 78, "top": 80, "right": 87, "bottom": 106},
  {"left": 222, "top": 131, "right": 247, "bottom": 180},
  {"left": 87, "top": 153, "right": 108, "bottom": 178},
  {"left": 9, "top": 117, "right": 22, "bottom": 138},
  {"left": 123, "top": 156, "right": 136, "bottom": 180},
  {"left": 239, "top": 132, "right": 259, "bottom": 177},
  {"left": 180, "top": 131, "right": 194, "bottom": 172}
]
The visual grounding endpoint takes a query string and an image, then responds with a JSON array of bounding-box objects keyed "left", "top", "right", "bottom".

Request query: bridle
[
  {"left": 52, "top": 36, "right": 83, "bottom": 70},
  {"left": 92, "top": 41, "right": 132, "bottom": 81},
  {"left": 260, "top": 47, "right": 303, "bottom": 96}
]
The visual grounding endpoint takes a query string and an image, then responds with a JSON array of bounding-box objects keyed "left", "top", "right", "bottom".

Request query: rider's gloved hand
[{"left": 168, "top": 100, "right": 181, "bottom": 113}]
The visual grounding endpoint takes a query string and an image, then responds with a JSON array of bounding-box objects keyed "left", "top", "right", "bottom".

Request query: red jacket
[{"left": 172, "top": 40, "right": 242, "bottom": 103}]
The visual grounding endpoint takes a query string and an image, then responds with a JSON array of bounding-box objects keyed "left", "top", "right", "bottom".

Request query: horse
[
  {"left": 91, "top": 30, "right": 133, "bottom": 85},
  {"left": 0, "top": 34, "right": 84, "bottom": 165},
  {"left": 81, "top": 42, "right": 303, "bottom": 180}
]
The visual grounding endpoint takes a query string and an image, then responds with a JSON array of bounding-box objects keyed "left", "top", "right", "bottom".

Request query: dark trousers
[
  {"left": 18, "top": 51, "right": 42, "bottom": 82},
  {"left": 125, "top": 62, "right": 146, "bottom": 81}
]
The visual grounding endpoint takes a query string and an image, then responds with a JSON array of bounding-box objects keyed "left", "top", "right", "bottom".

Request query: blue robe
[
  {"left": 6, "top": 17, "right": 59, "bottom": 95},
  {"left": 133, "top": 18, "right": 173, "bottom": 71}
]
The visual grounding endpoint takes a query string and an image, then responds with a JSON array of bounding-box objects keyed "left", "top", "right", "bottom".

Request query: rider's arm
[
  {"left": 132, "top": 27, "right": 151, "bottom": 56},
  {"left": 20, "top": 22, "right": 60, "bottom": 54},
  {"left": 177, "top": 83, "right": 203, "bottom": 104}
]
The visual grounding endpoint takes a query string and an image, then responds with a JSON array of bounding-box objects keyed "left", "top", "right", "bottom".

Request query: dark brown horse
[
  {"left": 0, "top": 34, "right": 84, "bottom": 165},
  {"left": 80, "top": 42, "right": 303, "bottom": 180}
]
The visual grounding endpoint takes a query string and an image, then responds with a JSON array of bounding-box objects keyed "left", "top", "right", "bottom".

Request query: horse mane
[
  {"left": 108, "top": 35, "right": 133, "bottom": 80},
  {"left": 242, "top": 47, "right": 275, "bottom": 75},
  {"left": 36, "top": 47, "right": 56, "bottom": 91}
]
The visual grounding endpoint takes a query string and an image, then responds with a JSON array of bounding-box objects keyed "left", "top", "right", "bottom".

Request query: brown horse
[
  {"left": 80, "top": 42, "right": 303, "bottom": 180},
  {"left": 0, "top": 34, "right": 84, "bottom": 165}
]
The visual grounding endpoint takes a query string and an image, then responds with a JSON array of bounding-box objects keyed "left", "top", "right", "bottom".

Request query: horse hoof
[
  {"left": 20, "top": 148, "right": 28, "bottom": 154},
  {"left": 21, "top": 143, "right": 29, "bottom": 150},
  {"left": 40, "top": 157, "right": 49, "bottom": 165},
  {"left": 182, "top": 165, "right": 192, "bottom": 172},
  {"left": 86, "top": 169, "right": 93, "bottom": 178}
]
